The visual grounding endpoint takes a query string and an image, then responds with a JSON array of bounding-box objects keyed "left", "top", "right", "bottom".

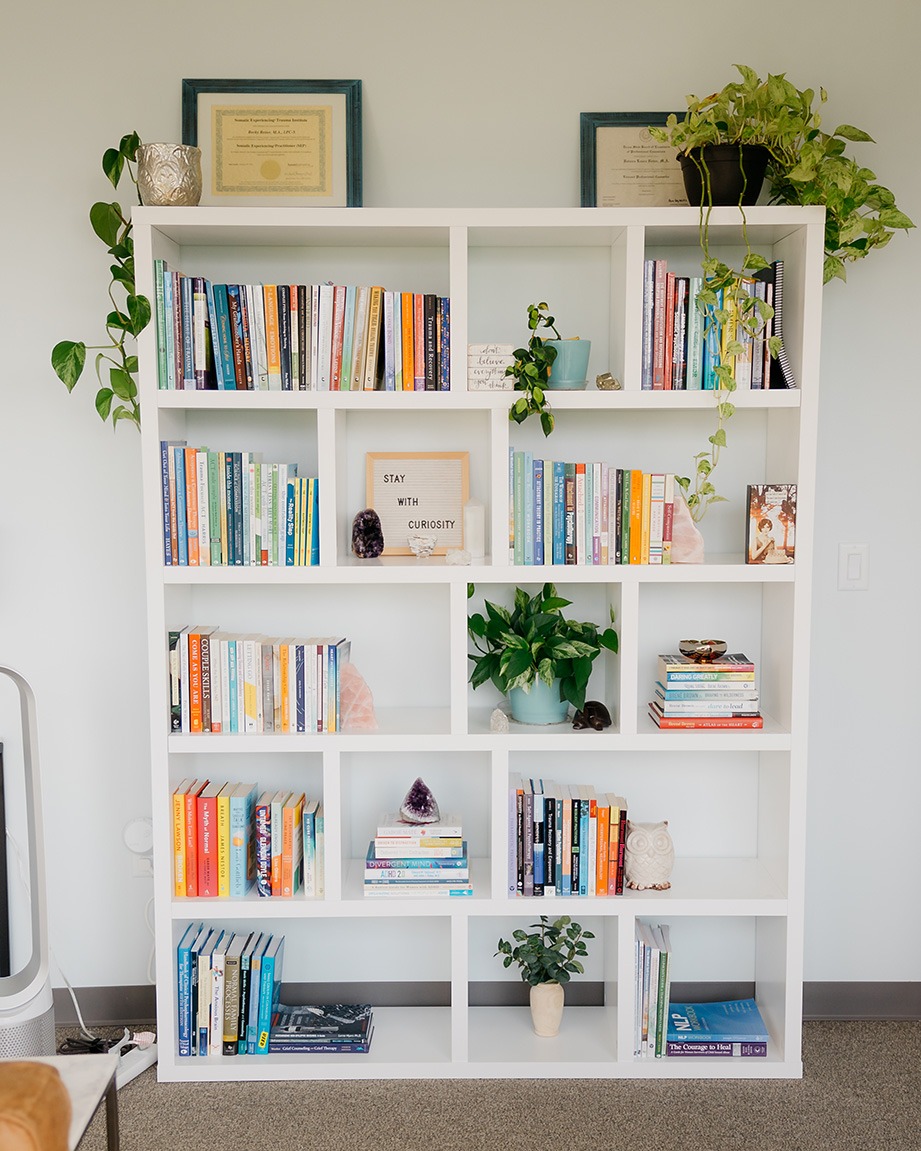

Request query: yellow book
[
  {"left": 218, "top": 450, "right": 229, "bottom": 566},
  {"left": 281, "top": 792, "right": 306, "bottom": 896},
  {"left": 217, "top": 782, "right": 232, "bottom": 897},
  {"left": 263, "top": 285, "right": 281, "bottom": 388},
  {"left": 279, "top": 642, "right": 290, "bottom": 732},
  {"left": 640, "top": 472, "right": 652, "bottom": 564},
  {"left": 628, "top": 468, "right": 644, "bottom": 564}
]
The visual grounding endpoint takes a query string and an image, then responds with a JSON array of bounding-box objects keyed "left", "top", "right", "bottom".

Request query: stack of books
[
  {"left": 268, "top": 1003, "right": 374, "bottom": 1054},
  {"left": 634, "top": 920, "right": 672, "bottom": 1059},
  {"left": 363, "top": 815, "right": 472, "bottom": 898},
  {"left": 648, "top": 653, "right": 763, "bottom": 729},
  {"left": 666, "top": 997, "right": 769, "bottom": 1058}
]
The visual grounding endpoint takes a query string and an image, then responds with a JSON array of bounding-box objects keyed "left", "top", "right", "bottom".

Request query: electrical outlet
[{"left": 132, "top": 854, "right": 154, "bottom": 878}]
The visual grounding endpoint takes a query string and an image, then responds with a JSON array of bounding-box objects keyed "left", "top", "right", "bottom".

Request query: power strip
[{"left": 116, "top": 1042, "right": 158, "bottom": 1089}]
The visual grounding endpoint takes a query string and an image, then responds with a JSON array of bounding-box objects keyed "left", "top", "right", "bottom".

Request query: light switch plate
[{"left": 838, "top": 543, "right": 869, "bottom": 590}]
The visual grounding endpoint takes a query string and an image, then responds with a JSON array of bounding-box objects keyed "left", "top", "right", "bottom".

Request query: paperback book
[{"left": 667, "top": 998, "right": 769, "bottom": 1046}]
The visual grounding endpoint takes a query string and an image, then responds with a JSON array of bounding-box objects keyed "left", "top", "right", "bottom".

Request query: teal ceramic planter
[
  {"left": 508, "top": 679, "right": 569, "bottom": 725},
  {"left": 546, "top": 339, "right": 591, "bottom": 389}
]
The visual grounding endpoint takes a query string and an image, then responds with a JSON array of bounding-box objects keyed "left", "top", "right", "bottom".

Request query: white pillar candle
[{"left": 463, "top": 499, "right": 486, "bottom": 559}]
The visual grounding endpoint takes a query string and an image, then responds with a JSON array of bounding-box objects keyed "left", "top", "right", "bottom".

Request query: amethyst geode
[
  {"left": 399, "top": 778, "right": 441, "bottom": 824},
  {"left": 352, "top": 508, "right": 384, "bottom": 558}
]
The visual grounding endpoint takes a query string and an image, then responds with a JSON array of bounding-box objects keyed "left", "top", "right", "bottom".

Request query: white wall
[{"left": 1, "top": 0, "right": 918, "bottom": 988}]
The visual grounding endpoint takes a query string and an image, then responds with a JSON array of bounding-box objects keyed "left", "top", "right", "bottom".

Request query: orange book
[
  {"left": 279, "top": 642, "right": 290, "bottom": 732},
  {"left": 172, "top": 778, "right": 193, "bottom": 897},
  {"left": 281, "top": 792, "right": 306, "bottom": 896},
  {"left": 596, "top": 802, "right": 610, "bottom": 897},
  {"left": 263, "top": 285, "right": 281, "bottom": 388},
  {"left": 270, "top": 789, "right": 289, "bottom": 896},
  {"left": 184, "top": 447, "right": 199, "bottom": 565},
  {"left": 628, "top": 469, "right": 644, "bottom": 564},
  {"left": 188, "top": 631, "right": 203, "bottom": 733},
  {"left": 401, "top": 291, "right": 414, "bottom": 390},
  {"left": 183, "top": 780, "right": 206, "bottom": 897}
]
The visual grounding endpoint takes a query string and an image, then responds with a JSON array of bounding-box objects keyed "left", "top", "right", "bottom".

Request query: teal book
[
  {"left": 667, "top": 998, "right": 769, "bottom": 1044},
  {"left": 552, "top": 461, "right": 566, "bottom": 565},
  {"left": 255, "top": 934, "right": 286, "bottom": 1054},
  {"left": 245, "top": 933, "right": 271, "bottom": 1053},
  {"left": 228, "top": 782, "right": 257, "bottom": 896}
]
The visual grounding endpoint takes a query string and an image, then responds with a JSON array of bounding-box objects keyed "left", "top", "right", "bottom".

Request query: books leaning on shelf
[
  {"left": 508, "top": 775, "right": 627, "bottom": 898},
  {"left": 154, "top": 260, "right": 451, "bottom": 392},
  {"left": 160, "top": 441, "right": 318, "bottom": 567},
  {"left": 268, "top": 1003, "right": 374, "bottom": 1054},
  {"left": 172, "top": 780, "right": 323, "bottom": 899},
  {"left": 648, "top": 652, "right": 763, "bottom": 729},
  {"left": 634, "top": 921, "right": 672, "bottom": 1059},
  {"left": 666, "top": 997, "right": 769, "bottom": 1057},
  {"left": 640, "top": 258, "right": 795, "bottom": 391},
  {"left": 168, "top": 628, "right": 350, "bottom": 735},
  {"left": 177, "top": 923, "right": 286, "bottom": 1057},
  {"left": 365, "top": 815, "right": 472, "bottom": 896},
  {"left": 509, "top": 453, "right": 679, "bottom": 566}
]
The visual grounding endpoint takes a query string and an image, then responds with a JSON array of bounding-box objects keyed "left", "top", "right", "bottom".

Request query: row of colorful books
[
  {"left": 648, "top": 652, "right": 764, "bottom": 730},
  {"left": 168, "top": 627, "right": 350, "bottom": 734},
  {"left": 641, "top": 258, "right": 794, "bottom": 391},
  {"left": 171, "top": 779, "right": 323, "bottom": 899},
  {"left": 635, "top": 920, "right": 672, "bottom": 1057},
  {"left": 176, "top": 922, "right": 285, "bottom": 1056},
  {"left": 509, "top": 452, "right": 680, "bottom": 566},
  {"left": 160, "top": 441, "right": 318, "bottom": 567},
  {"left": 509, "top": 776, "right": 627, "bottom": 897},
  {"left": 154, "top": 260, "right": 451, "bottom": 392},
  {"left": 364, "top": 815, "right": 473, "bottom": 897}
]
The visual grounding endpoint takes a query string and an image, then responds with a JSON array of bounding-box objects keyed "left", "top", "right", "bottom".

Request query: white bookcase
[{"left": 134, "top": 205, "right": 824, "bottom": 1081}]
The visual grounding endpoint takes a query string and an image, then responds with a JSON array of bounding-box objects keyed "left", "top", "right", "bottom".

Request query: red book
[
  {"left": 197, "top": 780, "right": 224, "bottom": 896},
  {"left": 648, "top": 709, "right": 764, "bottom": 730},
  {"left": 184, "top": 780, "right": 207, "bottom": 897}
]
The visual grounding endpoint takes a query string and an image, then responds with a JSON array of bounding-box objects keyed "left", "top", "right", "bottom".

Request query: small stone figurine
[
  {"left": 572, "top": 700, "right": 612, "bottom": 731},
  {"left": 351, "top": 508, "right": 384, "bottom": 558}
]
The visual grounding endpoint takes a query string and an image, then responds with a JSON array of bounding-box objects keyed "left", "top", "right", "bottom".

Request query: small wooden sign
[{"left": 367, "top": 452, "right": 469, "bottom": 555}]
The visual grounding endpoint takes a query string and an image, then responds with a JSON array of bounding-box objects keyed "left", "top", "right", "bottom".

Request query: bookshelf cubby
[{"left": 136, "top": 205, "right": 823, "bottom": 1081}]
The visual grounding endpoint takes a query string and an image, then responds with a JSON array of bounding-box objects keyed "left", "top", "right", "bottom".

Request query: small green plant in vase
[
  {"left": 496, "top": 915, "right": 594, "bottom": 1037},
  {"left": 467, "top": 582, "right": 618, "bottom": 725}
]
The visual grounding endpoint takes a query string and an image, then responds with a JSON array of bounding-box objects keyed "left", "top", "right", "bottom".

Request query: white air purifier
[{"left": 0, "top": 666, "right": 55, "bottom": 1056}]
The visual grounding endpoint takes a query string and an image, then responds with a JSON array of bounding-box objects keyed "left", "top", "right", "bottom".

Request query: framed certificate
[
  {"left": 580, "top": 112, "right": 686, "bottom": 208},
  {"left": 181, "top": 79, "right": 362, "bottom": 206},
  {"left": 366, "top": 452, "right": 469, "bottom": 555}
]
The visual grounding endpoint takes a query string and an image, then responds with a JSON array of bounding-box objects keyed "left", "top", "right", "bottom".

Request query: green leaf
[
  {"left": 90, "top": 201, "right": 122, "bottom": 247},
  {"left": 51, "top": 340, "right": 86, "bottom": 390},
  {"left": 710, "top": 428, "right": 727, "bottom": 447},
  {"left": 95, "top": 387, "right": 114, "bottom": 420},
  {"left": 109, "top": 367, "right": 137, "bottom": 400},
  {"left": 112, "top": 404, "right": 140, "bottom": 428},
  {"left": 877, "top": 209, "right": 915, "bottom": 230},
  {"left": 126, "top": 293, "right": 152, "bottom": 335},
  {"left": 119, "top": 131, "right": 141, "bottom": 161},
  {"left": 833, "top": 124, "right": 873, "bottom": 143},
  {"left": 102, "top": 148, "right": 124, "bottom": 187}
]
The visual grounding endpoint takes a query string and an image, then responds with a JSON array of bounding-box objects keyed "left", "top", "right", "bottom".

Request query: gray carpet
[{"left": 77, "top": 1021, "right": 921, "bottom": 1151}]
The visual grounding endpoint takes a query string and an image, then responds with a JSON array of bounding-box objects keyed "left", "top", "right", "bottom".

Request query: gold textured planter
[
  {"left": 137, "top": 143, "right": 202, "bottom": 206},
  {"left": 529, "top": 982, "right": 564, "bottom": 1037}
]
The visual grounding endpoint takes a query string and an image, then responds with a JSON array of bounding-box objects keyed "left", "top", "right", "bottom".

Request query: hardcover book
[{"left": 745, "top": 483, "right": 796, "bottom": 565}]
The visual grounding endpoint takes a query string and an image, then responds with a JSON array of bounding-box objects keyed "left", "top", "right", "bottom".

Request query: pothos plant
[
  {"left": 467, "top": 582, "right": 618, "bottom": 713},
  {"left": 52, "top": 132, "right": 150, "bottom": 430},
  {"left": 506, "top": 302, "right": 560, "bottom": 436},
  {"left": 651, "top": 65, "right": 915, "bottom": 521}
]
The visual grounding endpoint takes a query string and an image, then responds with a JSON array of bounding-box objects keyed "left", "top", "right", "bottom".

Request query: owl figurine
[{"left": 624, "top": 820, "right": 675, "bottom": 890}]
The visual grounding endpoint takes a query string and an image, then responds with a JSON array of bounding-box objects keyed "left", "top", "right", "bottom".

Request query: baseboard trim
[{"left": 54, "top": 981, "right": 921, "bottom": 1028}]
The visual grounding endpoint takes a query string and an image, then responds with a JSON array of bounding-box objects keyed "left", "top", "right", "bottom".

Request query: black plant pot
[{"left": 678, "top": 144, "right": 769, "bottom": 207}]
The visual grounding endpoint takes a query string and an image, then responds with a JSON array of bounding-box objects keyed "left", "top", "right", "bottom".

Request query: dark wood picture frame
[
  {"left": 580, "top": 111, "right": 685, "bottom": 208},
  {"left": 182, "top": 78, "right": 362, "bottom": 207}
]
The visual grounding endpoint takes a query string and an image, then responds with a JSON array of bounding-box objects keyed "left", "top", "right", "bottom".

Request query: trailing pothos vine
[
  {"left": 52, "top": 132, "right": 150, "bottom": 430},
  {"left": 676, "top": 206, "right": 779, "bottom": 523}
]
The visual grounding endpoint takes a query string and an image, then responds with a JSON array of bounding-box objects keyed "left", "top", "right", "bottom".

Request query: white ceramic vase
[{"left": 529, "top": 981, "right": 564, "bottom": 1037}]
